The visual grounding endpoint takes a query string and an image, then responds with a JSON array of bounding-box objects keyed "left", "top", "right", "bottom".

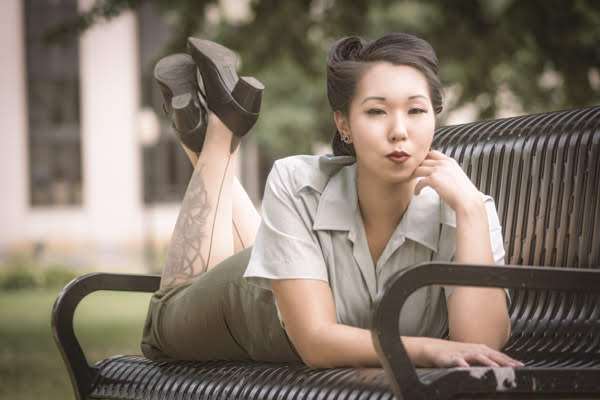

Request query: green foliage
[
  {"left": 46, "top": 0, "right": 600, "bottom": 156},
  {"left": 0, "top": 257, "right": 38, "bottom": 290},
  {"left": 253, "top": 56, "right": 334, "bottom": 156},
  {"left": 44, "top": 0, "right": 154, "bottom": 45},
  {"left": 422, "top": 0, "right": 600, "bottom": 119},
  {"left": 0, "top": 257, "right": 78, "bottom": 290},
  {"left": 0, "top": 289, "right": 151, "bottom": 399},
  {"left": 41, "top": 265, "right": 78, "bottom": 288}
]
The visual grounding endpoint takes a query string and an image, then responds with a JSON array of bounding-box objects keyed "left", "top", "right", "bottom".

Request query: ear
[{"left": 333, "top": 111, "right": 352, "bottom": 142}]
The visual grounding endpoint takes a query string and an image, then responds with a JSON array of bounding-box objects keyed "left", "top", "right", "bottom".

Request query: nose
[{"left": 389, "top": 113, "right": 408, "bottom": 143}]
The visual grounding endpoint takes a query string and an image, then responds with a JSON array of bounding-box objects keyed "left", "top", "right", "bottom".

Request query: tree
[{"left": 46, "top": 0, "right": 600, "bottom": 156}]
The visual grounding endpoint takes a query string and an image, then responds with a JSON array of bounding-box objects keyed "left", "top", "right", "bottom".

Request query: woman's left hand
[{"left": 411, "top": 150, "right": 481, "bottom": 212}]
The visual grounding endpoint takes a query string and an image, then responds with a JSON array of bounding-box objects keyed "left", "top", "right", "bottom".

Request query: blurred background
[{"left": 0, "top": 0, "right": 598, "bottom": 398}]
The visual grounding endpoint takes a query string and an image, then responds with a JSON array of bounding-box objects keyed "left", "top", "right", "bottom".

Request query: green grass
[{"left": 0, "top": 288, "right": 152, "bottom": 400}]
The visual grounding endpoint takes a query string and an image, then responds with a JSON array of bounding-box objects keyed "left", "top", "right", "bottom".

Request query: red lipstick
[{"left": 386, "top": 150, "right": 410, "bottom": 164}]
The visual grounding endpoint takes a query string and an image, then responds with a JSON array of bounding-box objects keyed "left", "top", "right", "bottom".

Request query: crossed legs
[
  {"left": 159, "top": 113, "right": 260, "bottom": 288},
  {"left": 178, "top": 138, "right": 260, "bottom": 254}
]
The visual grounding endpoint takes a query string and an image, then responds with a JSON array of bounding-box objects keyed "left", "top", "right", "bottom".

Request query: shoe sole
[
  {"left": 154, "top": 54, "right": 198, "bottom": 105},
  {"left": 187, "top": 38, "right": 264, "bottom": 139},
  {"left": 154, "top": 53, "right": 206, "bottom": 153}
]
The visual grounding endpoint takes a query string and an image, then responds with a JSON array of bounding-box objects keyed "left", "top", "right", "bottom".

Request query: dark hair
[{"left": 327, "top": 33, "right": 443, "bottom": 156}]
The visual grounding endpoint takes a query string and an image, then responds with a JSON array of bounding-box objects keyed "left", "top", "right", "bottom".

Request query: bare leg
[
  {"left": 232, "top": 177, "right": 261, "bottom": 252},
  {"left": 179, "top": 145, "right": 199, "bottom": 166},
  {"left": 160, "top": 114, "right": 239, "bottom": 288},
  {"left": 177, "top": 142, "right": 261, "bottom": 254}
]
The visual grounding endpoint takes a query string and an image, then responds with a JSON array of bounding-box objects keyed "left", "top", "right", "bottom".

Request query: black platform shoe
[
  {"left": 187, "top": 37, "right": 264, "bottom": 152},
  {"left": 154, "top": 53, "right": 207, "bottom": 154}
]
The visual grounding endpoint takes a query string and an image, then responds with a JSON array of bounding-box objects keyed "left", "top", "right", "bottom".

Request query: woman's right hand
[{"left": 419, "top": 338, "right": 524, "bottom": 368}]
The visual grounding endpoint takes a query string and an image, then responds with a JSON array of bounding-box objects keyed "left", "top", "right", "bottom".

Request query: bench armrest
[
  {"left": 370, "top": 262, "right": 600, "bottom": 399},
  {"left": 51, "top": 273, "right": 160, "bottom": 400}
]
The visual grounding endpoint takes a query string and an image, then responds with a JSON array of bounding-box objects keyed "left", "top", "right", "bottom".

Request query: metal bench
[{"left": 52, "top": 105, "right": 600, "bottom": 400}]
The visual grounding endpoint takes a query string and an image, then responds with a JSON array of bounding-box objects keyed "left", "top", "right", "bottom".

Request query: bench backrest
[{"left": 432, "top": 105, "right": 600, "bottom": 366}]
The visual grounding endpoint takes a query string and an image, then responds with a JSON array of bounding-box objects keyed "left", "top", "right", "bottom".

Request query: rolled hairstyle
[{"left": 327, "top": 33, "right": 443, "bottom": 156}]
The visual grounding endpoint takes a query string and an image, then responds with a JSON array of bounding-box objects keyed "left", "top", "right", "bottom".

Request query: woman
[{"left": 142, "top": 33, "right": 523, "bottom": 369}]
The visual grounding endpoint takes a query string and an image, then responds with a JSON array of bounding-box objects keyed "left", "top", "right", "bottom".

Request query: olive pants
[{"left": 141, "top": 248, "right": 301, "bottom": 363}]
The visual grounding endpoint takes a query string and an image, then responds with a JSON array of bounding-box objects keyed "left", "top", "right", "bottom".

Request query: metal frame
[
  {"left": 371, "top": 262, "right": 600, "bottom": 400},
  {"left": 51, "top": 105, "right": 600, "bottom": 400},
  {"left": 51, "top": 273, "right": 160, "bottom": 400}
]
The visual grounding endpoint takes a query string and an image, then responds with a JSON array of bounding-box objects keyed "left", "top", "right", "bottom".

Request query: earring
[{"left": 341, "top": 134, "right": 351, "bottom": 144}]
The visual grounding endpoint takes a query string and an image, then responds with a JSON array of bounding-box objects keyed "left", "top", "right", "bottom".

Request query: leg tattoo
[{"left": 161, "top": 164, "right": 211, "bottom": 287}]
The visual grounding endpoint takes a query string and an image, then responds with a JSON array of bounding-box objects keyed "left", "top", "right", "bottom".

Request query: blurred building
[{"left": 0, "top": 0, "right": 261, "bottom": 272}]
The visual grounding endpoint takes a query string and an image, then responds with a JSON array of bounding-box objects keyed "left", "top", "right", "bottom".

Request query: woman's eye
[
  {"left": 367, "top": 108, "right": 385, "bottom": 115},
  {"left": 408, "top": 108, "right": 427, "bottom": 114}
]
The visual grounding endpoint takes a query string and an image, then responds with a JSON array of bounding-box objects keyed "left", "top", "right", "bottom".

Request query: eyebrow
[
  {"left": 408, "top": 94, "right": 429, "bottom": 100},
  {"left": 361, "top": 96, "right": 385, "bottom": 104},
  {"left": 361, "top": 94, "right": 429, "bottom": 104}
]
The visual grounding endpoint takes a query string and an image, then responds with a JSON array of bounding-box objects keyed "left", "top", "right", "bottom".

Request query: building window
[
  {"left": 25, "top": 0, "right": 82, "bottom": 206},
  {"left": 138, "top": 4, "right": 193, "bottom": 204}
]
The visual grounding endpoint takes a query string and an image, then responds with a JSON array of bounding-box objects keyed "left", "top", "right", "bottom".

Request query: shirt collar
[
  {"left": 313, "top": 163, "right": 451, "bottom": 252},
  {"left": 312, "top": 162, "right": 359, "bottom": 231},
  {"left": 395, "top": 186, "right": 444, "bottom": 252}
]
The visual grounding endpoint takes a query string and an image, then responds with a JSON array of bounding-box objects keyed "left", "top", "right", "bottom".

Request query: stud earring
[{"left": 341, "top": 134, "right": 351, "bottom": 144}]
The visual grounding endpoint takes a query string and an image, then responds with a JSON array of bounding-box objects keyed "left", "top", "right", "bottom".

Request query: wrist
[
  {"left": 403, "top": 336, "right": 437, "bottom": 367},
  {"left": 454, "top": 195, "right": 486, "bottom": 219}
]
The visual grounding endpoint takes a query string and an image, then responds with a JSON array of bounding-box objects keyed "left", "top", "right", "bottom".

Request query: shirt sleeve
[
  {"left": 243, "top": 160, "right": 329, "bottom": 290},
  {"left": 484, "top": 195, "right": 506, "bottom": 266}
]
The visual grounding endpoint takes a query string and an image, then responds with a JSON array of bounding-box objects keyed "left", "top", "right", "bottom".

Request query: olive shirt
[{"left": 244, "top": 154, "right": 507, "bottom": 339}]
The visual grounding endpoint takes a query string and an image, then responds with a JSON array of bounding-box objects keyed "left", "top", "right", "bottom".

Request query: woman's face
[{"left": 335, "top": 62, "right": 436, "bottom": 185}]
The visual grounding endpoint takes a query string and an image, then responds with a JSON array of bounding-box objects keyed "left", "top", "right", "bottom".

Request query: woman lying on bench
[{"left": 142, "top": 32, "right": 523, "bottom": 369}]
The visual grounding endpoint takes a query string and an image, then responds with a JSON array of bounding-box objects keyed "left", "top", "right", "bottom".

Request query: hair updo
[{"left": 327, "top": 33, "right": 443, "bottom": 156}]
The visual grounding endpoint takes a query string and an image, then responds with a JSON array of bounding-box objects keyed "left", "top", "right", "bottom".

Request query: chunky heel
[
  {"left": 154, "top": 53, "right": 207, "bottom": 154},
  {"left": 233, "top": 77, "right": 264, "bottom": 114},
  {"left": 187, "top": 37, "right": 264, "bottom": 143},
  {"left": 172, "top": 94, "right": 206, "bottom": 152}
]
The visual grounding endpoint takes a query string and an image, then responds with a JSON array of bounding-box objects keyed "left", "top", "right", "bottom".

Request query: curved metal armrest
[
  {"left": 370, "top": 262, "right": 600, "bottom": 399},
  {"left": 51, "top": 273, "right": 161, "bottom": 400}
]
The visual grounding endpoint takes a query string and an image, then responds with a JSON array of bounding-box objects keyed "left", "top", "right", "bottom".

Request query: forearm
[
  {"left": 449, "top": 288, "right": 510, "bottom": 349},
  {"left": 454, "top": 196, "right": 493, "bottom": 265},
  {"left": 451, "top": 197, "right": 510, "bottom": 349},
  {"left": 300, "top": 323, "right": 440, "bottom": 368},
  {"left": 300, "top": 324, "right": 378, "bottom": 368}
]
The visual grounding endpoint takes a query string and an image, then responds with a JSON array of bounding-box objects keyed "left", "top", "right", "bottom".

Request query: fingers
[
  {"left": 414, "top": 177, "right": 430, "bottom": 195},
  {"left": 470, "top": 353, "right": 500, "bottom": 367},
  {"left": 426, "top": 150, "right": 449, "bottom": 160},
  {"left": 450, "top": 343, "right": 525, "bottom": 368},
  {"left": 488, "top": 350, "right": 524, "bottom": 367},
  {"left": 411, "top": 166, "right": 435, "bottom": 178},
  {"left": 470, "top": 346, "right": 524, "bottom": 368},
  {"left": 412, "top": 151, "right": 467, "bottom": 201},
  {"left": 412, "top": 153, "right": 452, "bottom": 180},
  {"left": 433, "top": 341, "right": 525, "bottom": 369},
  {"left": 420, "top": 158, "right": 439, "bottom": 165},
  {"left": 411, "top": 161, "right": 438, "bottom": 181},
  {"left": 481, "top": 345, "right": 523, "bottom": 367},
  {"left": 451, "top": 356, "right": 470, "bottom": 368}
]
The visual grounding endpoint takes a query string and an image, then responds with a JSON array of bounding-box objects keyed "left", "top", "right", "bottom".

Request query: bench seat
[{"left": 53, "top": 105, "right": 600, "bottom": 400}]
